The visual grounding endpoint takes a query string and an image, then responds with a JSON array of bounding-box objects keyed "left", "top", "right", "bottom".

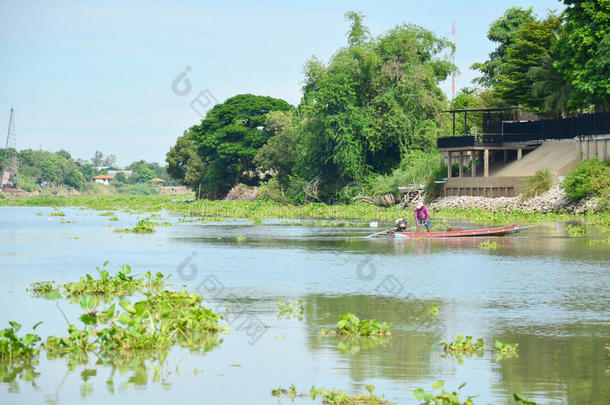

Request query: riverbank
[{"left": 1, "top": 193, "right": 609, "bottom": 231}]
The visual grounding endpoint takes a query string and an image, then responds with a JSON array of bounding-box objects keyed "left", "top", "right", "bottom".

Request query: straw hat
[{"left": 416, "top": 202, "right": 424, "bottom": 209}]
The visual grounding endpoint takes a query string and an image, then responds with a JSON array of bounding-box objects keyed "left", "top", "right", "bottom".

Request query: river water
[{"left": 0, "top": 206, "right": 608, "bottom": 404}]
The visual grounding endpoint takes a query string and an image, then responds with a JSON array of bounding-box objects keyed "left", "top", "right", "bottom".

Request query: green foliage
[
  {"left": 28, "top": 281, "right": 59, "bottom": 297},
  {"left": 495, "top": 340, "right": 519, "bottom": 360},
  {"left": 562, "top": 158, "right": 610, "bottom": 201},
  {"left": 521, "top": 169, "right": 554, "bottom": 200},
  {"left": 0, "top": 322, "right": 42, "bottom": 361},
  {"left": 235, "top": 234, "right": 246, "bottom": 243},
  {"left": 188, "top": 94, "right": 292, "bottom": 198},
  {"left": 272, "top": 384, "right": 389, "bottom": 405},
  {"left": 556, "top": 1, "right": 610, "bottom": 112},
  {"left": 113, "top": 182, "right": 159, "bottom": 195},
  {"left": 115, "top": 219, "right": 157, "bottom": 233},
  {"left": 413, "top": 381, "right": 478, "bottom": 405},
  {"left": 17, "top": 175, "right": 37, "bottom": 192},
  {"left": 17, "top": 149, "right": 86, "bottom": 189},
  {"left": 441, "top": 334, "right": 484, "bottom": 359},
  {"left": 327, "top": 313, "right": 390, "bottom": 337},
  {"left": 513, "top": 393, "right": 537, "bottom": 405},
  {"left": 257, "top": 177, "right": 288, "bottom": 203},
  {"left": 61, "top": 262, "right": 169, "bottom": 298},
  {"left": 566, "top": 224, "right": 587, "bottom": 237},
  {"left": 253, "top": 111, "right": 296, "bottom": 187},
  {"left": 363, "top": 151, "right": 444, "bottom": 197},
  {"left": 277, "top": 300, "right": 304, "bottom": 320}
]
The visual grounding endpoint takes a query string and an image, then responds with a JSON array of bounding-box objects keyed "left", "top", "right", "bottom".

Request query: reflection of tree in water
[
  {"left": 302, "top": 294, "right": 445, "bottom": 384},
  {"left": 492, "top": 330, "right": 609, "bottom": 404}
]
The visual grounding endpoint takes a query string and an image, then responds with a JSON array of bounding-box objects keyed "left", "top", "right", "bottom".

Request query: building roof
[
  {"left": 149, "top": 178, "right": 165, "bottom": 182},
  {"left": 93, "top": 175, "right": 113, "bottom": 179}
]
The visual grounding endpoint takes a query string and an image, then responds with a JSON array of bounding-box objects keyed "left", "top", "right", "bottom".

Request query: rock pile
[{"left": 429, "top": 177, "right": 600, "bottom": 214}]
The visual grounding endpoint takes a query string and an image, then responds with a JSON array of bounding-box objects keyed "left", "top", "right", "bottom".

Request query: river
[{"left": 0, "top": 206, "right": 608, "bottom": 404}]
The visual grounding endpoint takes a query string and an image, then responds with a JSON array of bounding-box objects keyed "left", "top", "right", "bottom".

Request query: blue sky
[{"left": 0, "top": 0, "right": 563, "bottom": 166}]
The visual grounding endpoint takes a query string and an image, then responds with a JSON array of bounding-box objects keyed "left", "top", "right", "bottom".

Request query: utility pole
[{"left": 1, "top": 108, "right": 18, "bottom": 189}]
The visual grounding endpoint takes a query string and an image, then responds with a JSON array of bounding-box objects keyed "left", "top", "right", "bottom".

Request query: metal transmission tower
[{"left": 1, "top": 108, "right": 18, "bottom": 188}]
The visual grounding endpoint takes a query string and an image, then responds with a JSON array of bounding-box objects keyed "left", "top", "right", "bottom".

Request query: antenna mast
[
  {"left": 1, "top": 108, "right": 18, "bottom": 189},
  {"left": 451, "top": 22, "right": 456, "bottom": 100}
]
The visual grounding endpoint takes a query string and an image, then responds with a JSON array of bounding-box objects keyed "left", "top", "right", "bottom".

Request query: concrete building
[{"left": 92, "top": 175, "right": 113, "bottom": 185}]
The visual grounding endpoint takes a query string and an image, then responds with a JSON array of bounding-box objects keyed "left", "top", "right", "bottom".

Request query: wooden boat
[{"left": 386, "top": 223, "right": 526, "bottom": 238}]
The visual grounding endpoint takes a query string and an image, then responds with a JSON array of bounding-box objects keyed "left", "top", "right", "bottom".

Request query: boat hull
[{"left": 388, "top": 223, "right": 523, "bottom": 238}]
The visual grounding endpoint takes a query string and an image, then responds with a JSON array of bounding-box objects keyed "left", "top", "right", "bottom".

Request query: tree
[
  {"left": 113, "top": 171, "right": 127, "bottom": 183},
  {"left": 103, "top": 154, "right": 117, "bottom": 167},
  {"left": 254, "top": 111, "right": 296, "bottom": 186},
  {"left": 91, "top": 151, "right": 104, "bottom": 166},
  {"left": 471, "top": 7, "right": 535, "bottom": 88},
  {"left": 188, "top": 94, "right": 292, "bottom": 198},
  {"left": 555, "top": 0, "right": 610, "bottom": 111},
  {"left": 492, "top": 12, "right": 562, "bottom": 111},
  {"left": 166, "top": 131, "right": 206, "bottom": 191},
  {"left": 294, "top": 14, "right": 453, "bottom": 200}
]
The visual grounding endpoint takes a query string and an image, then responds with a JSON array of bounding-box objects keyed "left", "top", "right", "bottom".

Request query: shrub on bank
[
  {"left": 521, "top": 169, "right": 555, "bottom": 200},
  {"left": 562, "top": 158, "right": 610, "bottom": 201}
]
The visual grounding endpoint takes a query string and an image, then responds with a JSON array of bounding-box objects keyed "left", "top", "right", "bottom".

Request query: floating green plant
[
  {"left": 49, "top": 211, "right": 65, "bottom": 217},
  {"left": 566, "top": 224, "right": 587, "bottom": 237},
  {"left": 277, "top": 300, "right": 304, "bottom": 320},
  {"left": 99, "top": 212, "right": 115, "bottom": 216},
  {"left": 235, "top": 234, "right": 246, "bottom": 242},
  {"left": 28, "top": 281, "right": 59, "bottom": 297},
  {"left": 0, "top": 321, "right": 42, "bottom": 361},
  {"left": 108, "top": 216, "right": 119, "bottom": 221},
  {"left": 115, "top": 219, "right": 156, "bottom": 233},
  {"left": 272, "top": 384, "right": 389, "bottom": 405},
  {"left": 477, "top": 241, "right": 498, "bottom": 250},
  {"left": 513, "top": 393, "right": 537, "bottom": 404},
  {"left": 59, "top": 219, "right": 76, "bottom": 224},
  {"left": 413, "top": 381, "right": 477, "bottom": 405},
  {"left": 320, "top": 313, "right": 390, "bottom": 337},
  {"left": 441, "top": 334, "right": 484, "bottom": 358},
  {"left": 495, "top": 340, "right": 518, "bottom": 360},
  {"left": 428, "top": 304, "right": 440, "bottom": 316}
]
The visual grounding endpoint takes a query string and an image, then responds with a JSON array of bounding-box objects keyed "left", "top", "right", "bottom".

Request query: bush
[
  {"left": 17, "top": 175, "right": 38, "bottom": 192},
  {"left": 363, "top": 151, "right": 445, "bottom": 198},
  {"left": 562, "top": 158, "right": 610, "bottom": 201},
  {"left": 521, "top": 169, "right": 554, "bottom": 200},
  {"left": 257, "top": 177, "right": 288, "bottom": 204}
]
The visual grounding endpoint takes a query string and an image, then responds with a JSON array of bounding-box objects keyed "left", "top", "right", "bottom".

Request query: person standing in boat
[{"left": 414, "top": 202, "right": 430, "bottom": 233}]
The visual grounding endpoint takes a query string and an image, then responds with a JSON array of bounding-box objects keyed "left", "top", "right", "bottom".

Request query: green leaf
[
  {"left": 119, "top": 300, "right": 136, "bottom": 315},
  {"left": 80, "top": 314, "right": 97, "bottom": 325},
  {"left": 432, "top": 380, "right": 444, "bottom": 390},
  {"left": 134, "top": 301, "right": 148, "bottom": 318},
  {"left": 120, "top": 264, "right": 131, "bottom": 275},
  {"left": 33, "top": 321, "right": 43, "bottom": 330},
  {"left": 106, "top": 304, "right": 115, "bottom": 319},
  {"left": 8, "top": 321, "right": 21, "bottom": 332},
  {"left": 79, "top": 294, "right": 95, "bottom": 310}
]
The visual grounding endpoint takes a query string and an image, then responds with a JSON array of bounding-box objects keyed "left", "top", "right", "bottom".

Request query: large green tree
[
  {"left": 555, "top": 0, "right": 610, "bottom": 112},
  {"left": 293, "top": 13, "right": 453, "bottom": 200},
  {"left": 185, "top": 94, "right": 292, "bottom": 198},
  {"left": 471, "top": 7, "right": 535, "bottom": 88},
  {"left": 166, "top": 131, "right": 206, "bottom": 191}
]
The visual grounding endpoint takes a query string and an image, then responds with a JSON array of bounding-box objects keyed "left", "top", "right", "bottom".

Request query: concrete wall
[
  {"left": 578, "top": 134, "right": 610, "bottom": 161},
  {"left": 444, "top": 176, "right": 526, "bottom": 197}
]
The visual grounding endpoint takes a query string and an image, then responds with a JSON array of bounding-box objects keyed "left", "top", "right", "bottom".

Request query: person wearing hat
[{"left": 414, "top": 201, "right": 430, "bottom": 233}]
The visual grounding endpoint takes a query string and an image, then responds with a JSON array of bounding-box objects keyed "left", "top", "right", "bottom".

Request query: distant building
[
  {"left": 149, "top": 178, "right": 165, "bottom": 187},
  {"left": 107, "top": 169, "right": 133, "bottom": 179},
  {"left": 93, "top": 175, "right": 113, "bottom": 185}
]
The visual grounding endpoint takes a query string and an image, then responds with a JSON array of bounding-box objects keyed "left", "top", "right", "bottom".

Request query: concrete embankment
[{"left": 430, "top": 177, "right": 600, "bottom": 214}]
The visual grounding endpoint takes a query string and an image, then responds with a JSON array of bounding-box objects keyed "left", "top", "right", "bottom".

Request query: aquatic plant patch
[
  {"left": 413, "top": 381, "right": 477, "bottom": 405},
  {"left": 441, "top": 335, "right": 484, "bottom": 358},
  {"left": 272, "top": 384, "right": 389, "bottom": 405},
  {"left": 566, "top": 224, "right": 587, "bottom": 236},
  {"left": 28, "top": 281, "right": 59, "bottom": 297},
  {"left": 277, "top": 300, "right": 304, "bottom": 320},
  {"left": 320, "top": 313, "right": 390, "bottom": 337},
  {"left": 0, "top": 321, "right": 42, "bottom": 361}
]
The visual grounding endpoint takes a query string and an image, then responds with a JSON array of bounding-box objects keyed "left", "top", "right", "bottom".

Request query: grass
[{"left": 521, "top": 169, "right": 554, "bottom": 200}]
